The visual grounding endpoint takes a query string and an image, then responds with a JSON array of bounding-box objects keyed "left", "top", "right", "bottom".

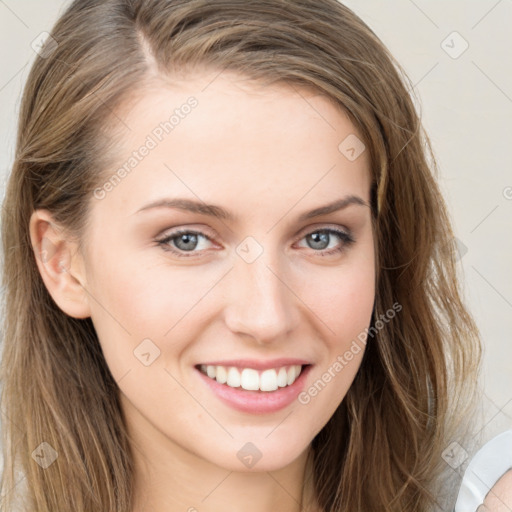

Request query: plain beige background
[{"left": 0, "top": 0, "right": 511, "bottom": 470}]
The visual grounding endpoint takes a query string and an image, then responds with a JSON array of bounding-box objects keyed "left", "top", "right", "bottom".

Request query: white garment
[{"left": 454, "top": 429, "right": 512, "bottom": 512}]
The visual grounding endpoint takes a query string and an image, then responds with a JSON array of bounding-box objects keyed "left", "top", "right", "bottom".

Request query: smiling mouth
[{"left": 195, "top": 363, "right": 309, "bottom": 392}]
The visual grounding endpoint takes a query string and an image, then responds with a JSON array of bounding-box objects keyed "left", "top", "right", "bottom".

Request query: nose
[{"left": 223, "top": 249, "right": 300, "bottom": 344}]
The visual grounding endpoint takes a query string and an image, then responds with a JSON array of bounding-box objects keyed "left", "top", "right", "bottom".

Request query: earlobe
[{"left": 29, "top": 209, "right": 91, "bottom": 319}]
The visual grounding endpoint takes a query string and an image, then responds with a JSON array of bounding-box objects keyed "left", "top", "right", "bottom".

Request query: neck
[{"left": 127, "top": 410, "right": 319, "bottom": 512}]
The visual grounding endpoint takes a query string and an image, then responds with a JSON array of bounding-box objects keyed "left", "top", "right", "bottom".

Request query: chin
[{"left": 202, "top": 433, "right": 313, "bottom": 473}]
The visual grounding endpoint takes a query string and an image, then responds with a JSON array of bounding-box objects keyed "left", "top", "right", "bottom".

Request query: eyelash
[{"left": 156, "top": 227, "right": 355, "bottom": 259}]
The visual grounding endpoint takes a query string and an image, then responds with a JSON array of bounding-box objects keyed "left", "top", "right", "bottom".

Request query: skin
[
  {"left": 479, "top": 470, "right": 512, "bottom": 511},
  {"left": 30, "top": 70, "right": 376, "bottom": 512}
]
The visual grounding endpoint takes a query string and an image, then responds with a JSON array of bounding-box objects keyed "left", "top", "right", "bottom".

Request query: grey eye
[
  {"left": 306, "top": 231, "right": 331, "bottom": 250},
  {"left": 173, "top": 232, "right": 200, "bottom": 251}
]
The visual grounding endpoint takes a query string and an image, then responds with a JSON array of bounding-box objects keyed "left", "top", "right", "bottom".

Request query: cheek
[
  {"left": 85, "top": 250, "right": 223, "bottom": 377},
  {"left": 297, "top": 255, "right": 375, "bottom": 342},
  {"left": 87, "top": 237, "right": 199, "bottom": 332},
  {"left": 294, "top": 256, "right": 375, "bottom": 414},
  {"left": 82, "top": 226, "right": 376, "bottom": 471}
]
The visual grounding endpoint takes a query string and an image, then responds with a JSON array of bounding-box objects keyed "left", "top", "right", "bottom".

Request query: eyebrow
[{"left": 134, "top": 194, "right": 368, "bottom": 222}]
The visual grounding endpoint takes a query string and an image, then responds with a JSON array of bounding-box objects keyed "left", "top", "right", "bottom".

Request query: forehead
[{"left": 92, "top": 70, "right": 371, "bottom": 219}]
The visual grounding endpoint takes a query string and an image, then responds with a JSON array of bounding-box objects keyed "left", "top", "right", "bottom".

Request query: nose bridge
[{"left": 223, "top": 241, "right": 299, "bottom": 342}]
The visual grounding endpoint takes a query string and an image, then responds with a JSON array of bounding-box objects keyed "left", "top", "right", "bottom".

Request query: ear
[{"left": 29, "top": 209, "right": 91, "bottom": 319}]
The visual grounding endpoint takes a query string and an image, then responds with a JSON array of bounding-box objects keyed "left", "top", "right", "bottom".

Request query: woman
[{"left": 0, "top": 0, "right": 490, "bottom": 510}]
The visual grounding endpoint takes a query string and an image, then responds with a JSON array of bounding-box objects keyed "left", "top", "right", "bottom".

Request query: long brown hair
[{"left": 1, "top": 1, "right": 482, "bottom": 510}]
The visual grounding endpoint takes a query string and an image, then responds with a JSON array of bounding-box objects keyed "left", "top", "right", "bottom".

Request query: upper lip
[{"left": 196, "top": 358, "right": 312, "bottom": 371}]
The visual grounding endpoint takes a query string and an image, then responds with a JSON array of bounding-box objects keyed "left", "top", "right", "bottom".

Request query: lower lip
[{"left": 196, "top": 365, "right": 312, "bottom": 414}]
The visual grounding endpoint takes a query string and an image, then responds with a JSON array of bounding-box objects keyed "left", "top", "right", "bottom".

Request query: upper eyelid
[
  {"left": 293, "top": 224, "right": 351, "bottom": 241},
  {"left": 158, "top": 225, "right": 352, "bottom": 251},
  {"left": 158, "top": 223, "right": 351, "bottom": 241}
]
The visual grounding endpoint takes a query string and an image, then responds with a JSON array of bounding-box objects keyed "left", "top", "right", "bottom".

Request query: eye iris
[
  {"left": 308, "top": 231, "right": 330, "bottom": 250},
  {"left": 175, "top": 233, "right": 198, "bottom": 251},
  {"left": 167, "top": 230, "right": 340, "bottom": 253}
]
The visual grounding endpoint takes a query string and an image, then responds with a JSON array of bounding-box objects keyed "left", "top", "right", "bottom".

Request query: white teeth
[
  {"left": 240, "top": 368, "right": 259, "bottom": 390},
  {"left": 226, "top": 367, "right": 241, "bottom": 387},
  {"left": 199, "top": 363, "right": 304, "bottom": 392},
  {"left": 206, "top": 365, "right": 216, "bottom": 379},
  {"left": 277, "top": 367, "right": 288, "bottom": 387},
  {"left": 287, "top": 366, "right": 294, "bottom": 385},
  {"left": 260, "top": 369, "right": 278, "bottom": 391},
  {"left": 216, "top": 365, "right": 227, "bottom": 384}
]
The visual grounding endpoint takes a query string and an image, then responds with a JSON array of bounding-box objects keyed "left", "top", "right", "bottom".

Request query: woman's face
[{"left": 76, "top": 71, "right": 375, "bottom": 472}]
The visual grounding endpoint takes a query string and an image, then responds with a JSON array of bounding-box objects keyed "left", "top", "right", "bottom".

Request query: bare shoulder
[{"left": 480, "top": 469, "right": 512, "bottom": 511}]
